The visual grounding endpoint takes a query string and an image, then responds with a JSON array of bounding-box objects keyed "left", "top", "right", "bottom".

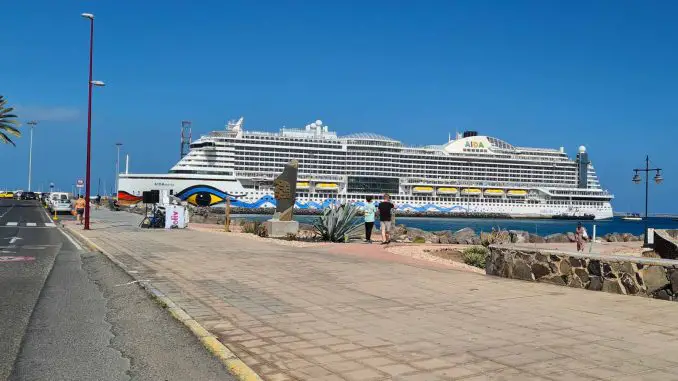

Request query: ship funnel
[{"left": 462, "top": 131, "right": 478, "bottom": 138}]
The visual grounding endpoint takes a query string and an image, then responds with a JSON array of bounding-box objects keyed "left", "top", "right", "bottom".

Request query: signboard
[
  {"left": 165, "top": 205, "right": 186, "bottom": 229},
  {"left": 76, "top": 179, "right": 85, "bottom": 188}
]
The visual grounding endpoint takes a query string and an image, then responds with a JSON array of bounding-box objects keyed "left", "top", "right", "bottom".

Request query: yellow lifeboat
[
  {"left": 316, "top": 183, "right": 339, "bottom": 190},
  {"left": 437, "top": 187, "right": 458, "bottom": 194},
  {"left": 507, "top": 189, "right": 527, "bottom": 197},
  {"left": 296, "top": 182, "right": 310, "bottom": 189},
  {"left": 484, "top": 189, "right": 504, "bottom": 196},
  {"left": 413, "top": 186, "right": 434, "bottom": 193},
  {"left": 461, "top": 188, "right": 482, "bottom": 195}
]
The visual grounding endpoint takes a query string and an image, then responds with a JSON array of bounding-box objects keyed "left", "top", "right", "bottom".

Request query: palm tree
[{"left": 0, "top": 95, "right": 21, "bottom": 145}]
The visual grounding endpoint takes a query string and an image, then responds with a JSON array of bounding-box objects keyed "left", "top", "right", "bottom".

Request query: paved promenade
[{"left": 67, "top": 210, "right": 678, "bottom": 381}]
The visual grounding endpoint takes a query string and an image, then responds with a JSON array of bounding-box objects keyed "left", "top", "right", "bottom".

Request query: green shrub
[
  {"left": 413, "top": 236, "right": 426, "bottom": 244},
  {"left": 313, "top": 204, "right": 362, "bottom": 242},
  {"left": 462, "top": 246, "right": 488, "bottom": 268}
]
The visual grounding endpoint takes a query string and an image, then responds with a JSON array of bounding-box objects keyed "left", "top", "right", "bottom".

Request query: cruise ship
[{"left": 118, "top": 118, "right": 614, "bottom": 219}]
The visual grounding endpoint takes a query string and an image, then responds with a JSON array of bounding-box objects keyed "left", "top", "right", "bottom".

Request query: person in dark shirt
[{"left": 378, "top": 193, "right": 396, "bottom": 244}]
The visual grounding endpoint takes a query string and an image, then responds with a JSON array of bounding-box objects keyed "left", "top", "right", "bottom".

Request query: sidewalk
[{"left": 67, "top": 210, "right": 678, "bottom": 381}]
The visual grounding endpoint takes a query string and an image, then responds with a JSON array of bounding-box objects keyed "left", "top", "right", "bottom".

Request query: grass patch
[
  {"left": 462, "top": 246, "right": 488, "bottom": 269},
  {"left": 412, "top": 236, "right": 426, "bottom": 244}
]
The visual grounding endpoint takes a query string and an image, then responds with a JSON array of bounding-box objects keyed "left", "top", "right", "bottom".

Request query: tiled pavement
[{"left": 67, "top": 210, "right": 678, "bottom": 381}]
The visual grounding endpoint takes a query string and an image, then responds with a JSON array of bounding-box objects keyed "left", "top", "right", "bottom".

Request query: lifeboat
[
  {"left": 484, "top": 189, "right": 504, "bottom": 196},
  {"left": 296, "top": 182, "right": 310, "bottom": 189},
  {"left": 437, "top": 187, "right": 458, "bottom": 194},
  {"left": 507, "top": 189, "right": 527, "bottom": 197},
  {"left": 316, "top": 183, "right": 339, "bottom": 190},
  {"left": 413, "top": 186, "right": 434, "bottom": 193},
  {"left": 461, "top": 188, "right": 482, "bottom": 195}
]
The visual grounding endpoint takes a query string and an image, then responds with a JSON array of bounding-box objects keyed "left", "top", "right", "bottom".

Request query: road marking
[
  {"left": 0, "top": 205, "right": 14, "bottom": 219},
  {"left": 6, "top": 222, "right": 18, "bottom": 226},
  {"left": 0, "top": 256, "right": 35, "bottom": 262},
  {"left": 44, "top": 222, "right": 56, "bottom": 227},
  {"left": 26, "top": 222, "right": 37, "bottom": 227},
  {"left": 59, "top": 229, "right": 83, "bottom": 251},
  {"left": 8, "top": 237, "right": 22, "bottom": 244}
]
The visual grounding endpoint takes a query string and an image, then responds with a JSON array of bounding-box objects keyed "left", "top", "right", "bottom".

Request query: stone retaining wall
[{"left": 487, "top": 246, "right": 678, "bottom": 301}]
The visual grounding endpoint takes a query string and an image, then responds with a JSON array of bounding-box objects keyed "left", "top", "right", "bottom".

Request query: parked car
[
  {"left": 21, "top": 191, "right": 37, "bottom": 200},
  {"left": 0, "top": 191, "right": 14, "bottom": 199},
  {"left": 13, "top": 190, "right": 23, "bottom": 200},
  {"left": 49, "top": 192, "right": 72, "bottom": 213}
]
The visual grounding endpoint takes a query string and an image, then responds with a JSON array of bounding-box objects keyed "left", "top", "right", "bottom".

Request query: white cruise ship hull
[{"left": 117, "top": 117, "right": 615, "bottom": 220}]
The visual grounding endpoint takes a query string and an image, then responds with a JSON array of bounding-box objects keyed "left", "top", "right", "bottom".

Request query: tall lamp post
[
  {"left": 632, "top": 155, "right": 663, "bottom": 246},
  {"left": 26, "top": 120, "right": 38, "bottom": 191},
  {"left": 115, "top": 142, "right": 122, "bottom": 198},
  {"left": 82, "top": 12, "right": 105, "bottom": 230}
]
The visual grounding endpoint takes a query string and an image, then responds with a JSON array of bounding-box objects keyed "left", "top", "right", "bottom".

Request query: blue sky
[{"left": 2, "top": 0, "right": 677, "bottom": 213}]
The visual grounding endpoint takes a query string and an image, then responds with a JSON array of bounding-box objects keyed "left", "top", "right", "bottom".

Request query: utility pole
[{"left": 26, "top": 120, "right": 38, "bottom": 191}]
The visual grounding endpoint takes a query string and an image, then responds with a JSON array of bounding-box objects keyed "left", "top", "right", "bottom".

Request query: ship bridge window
[{"left": 190, "top": 142, "right": 216, "bottom": 149}]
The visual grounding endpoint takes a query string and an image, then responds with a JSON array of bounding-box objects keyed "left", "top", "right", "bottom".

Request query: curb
[{"left": 62, "top": 225, "right": 264, "bottom": 381}]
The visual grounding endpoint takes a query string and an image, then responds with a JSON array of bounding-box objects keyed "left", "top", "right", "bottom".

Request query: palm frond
[
  {"left": 0, "top": 95, "right": 21, "bottom": 144},
  {"left": 0, "top": 132, "right": 15, "bottom": 146}
]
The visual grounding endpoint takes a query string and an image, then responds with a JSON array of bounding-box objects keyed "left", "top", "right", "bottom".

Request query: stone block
[
  {"left": 588, "top": 276, "right": 603, "bottom": 291},
  {"left": 263, "top": 220, "right": 299, "bottom": 238},
  {"left": 620, "top": 273, "right": 640, "bottom": 295},
  {"left": 568, "top": 276, "right": 584, "bottom": 288},
  {"left": 670, "top": 270, "right": 678, "bottom": 294},
  {"left": 513, "top": 260, "right": 534, "bottom": 281},
  {"left": 602, "top": 279, "right": 625, "bottom": 295},
  {"left": 542, "top": 275, "right": 567, "bottom": 286},
  {"left": 568, "top": 257, "right": 583, "bottom": 268},
  {"left": 531, "top": 263, "right": 551, "bottom": 279},
  {"left": 587, "top": 260, "right": 602, "bottom": 276},
  {"left": 641, "top": 266, "right": 669, "bottom": 293},
  {"left": 574, "top": 268, "right": 590, "bottom": 285},
  {"left": 559, "top": 260, "right": 572, "bottom": 275}
]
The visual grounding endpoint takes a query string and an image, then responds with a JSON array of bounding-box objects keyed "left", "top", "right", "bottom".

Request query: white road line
[
  {"left": 59, "top": 229, "right": 83, "bottom": 251},
  {"left": 44, "top": 222, "right": 56, "bottom": 227},
  {"left": 0, "top": 205, "right": 15, "bottom": 219},
  {"left": 6, "top": 222, "right": 18, "bottom": 226},
  {"left": 26, "top": 222, "right": 37, "bottom": 227}
]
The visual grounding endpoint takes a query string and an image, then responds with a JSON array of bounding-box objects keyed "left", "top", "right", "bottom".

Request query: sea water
[{"left": 231, "top": 215, "right": 678, "bottom": 237}]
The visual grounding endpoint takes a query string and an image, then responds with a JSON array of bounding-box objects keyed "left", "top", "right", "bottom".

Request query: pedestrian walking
[
  {"left": 378, "top": 193, "right": 396, "bottom": 244},
  {"left": 95, "top": 194, "right": 101, "bottom": 210},
  {"left": 74, "top": 195, "right": 86, "bottom": 225},
  {"left": 575, "top": 222, "right": 587, "bottom": 252},
  {"left": 363, "top": 196, "right": 376, "bottom": 243}
]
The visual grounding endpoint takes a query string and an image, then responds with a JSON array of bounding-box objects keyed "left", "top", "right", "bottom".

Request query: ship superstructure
[{"left": 119, "top": 118, "right": 614, "bottom": 219}]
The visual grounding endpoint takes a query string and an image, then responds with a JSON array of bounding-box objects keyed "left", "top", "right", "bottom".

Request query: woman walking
[
  {"left": 363, "top": 196, "right": 376, "bottom": 243},
  {"left": 575, "top": 222, "right": 586, "bottom": 252}
]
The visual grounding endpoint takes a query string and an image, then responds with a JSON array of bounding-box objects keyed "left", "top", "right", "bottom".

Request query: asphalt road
[{"left": 0, "top": 200, "right": 236, "bottom": 381}]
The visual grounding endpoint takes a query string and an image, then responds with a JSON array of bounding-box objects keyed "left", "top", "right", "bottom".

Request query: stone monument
[{"left": 263, "top": 160, "right": 300, "bottom": 237}]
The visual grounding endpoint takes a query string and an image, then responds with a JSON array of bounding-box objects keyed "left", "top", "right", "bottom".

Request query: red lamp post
[{"left": 82, "top": 12, "right": 105, "bottom": 230}]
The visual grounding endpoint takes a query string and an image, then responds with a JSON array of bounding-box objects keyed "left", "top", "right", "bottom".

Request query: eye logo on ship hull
[{"left": 175, "top": 185, "right": 231, "bottom": 207}]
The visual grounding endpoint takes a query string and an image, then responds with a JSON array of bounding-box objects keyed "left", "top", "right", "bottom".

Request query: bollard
[{"left": 53, "top": 208, "right": 59, "bottom": 221}]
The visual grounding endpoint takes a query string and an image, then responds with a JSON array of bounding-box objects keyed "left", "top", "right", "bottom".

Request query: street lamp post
[
  {"left": 26, "top": 120, "right": 38, "bottom": 191},
  {"left": 115, "top": 142, "right": 122, "bottom": 198},
  {"left": 82, "top": 12, "right": 105, "bottom": 230},
  {"left": 632, "top": 155, "right": 663, "bottom": 247}
]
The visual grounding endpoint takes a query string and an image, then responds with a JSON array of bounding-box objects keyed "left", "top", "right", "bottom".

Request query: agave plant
[
  {"left": 0, "top": 96, "right": 21, "bottom": 146},
  {"left": 313, "top": 203, "right": 363, "bottom": 242}
]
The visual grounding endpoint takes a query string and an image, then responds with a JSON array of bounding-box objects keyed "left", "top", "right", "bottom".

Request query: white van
[{"left": 49, "top": 192, "right": 73, "bottom": 213}]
